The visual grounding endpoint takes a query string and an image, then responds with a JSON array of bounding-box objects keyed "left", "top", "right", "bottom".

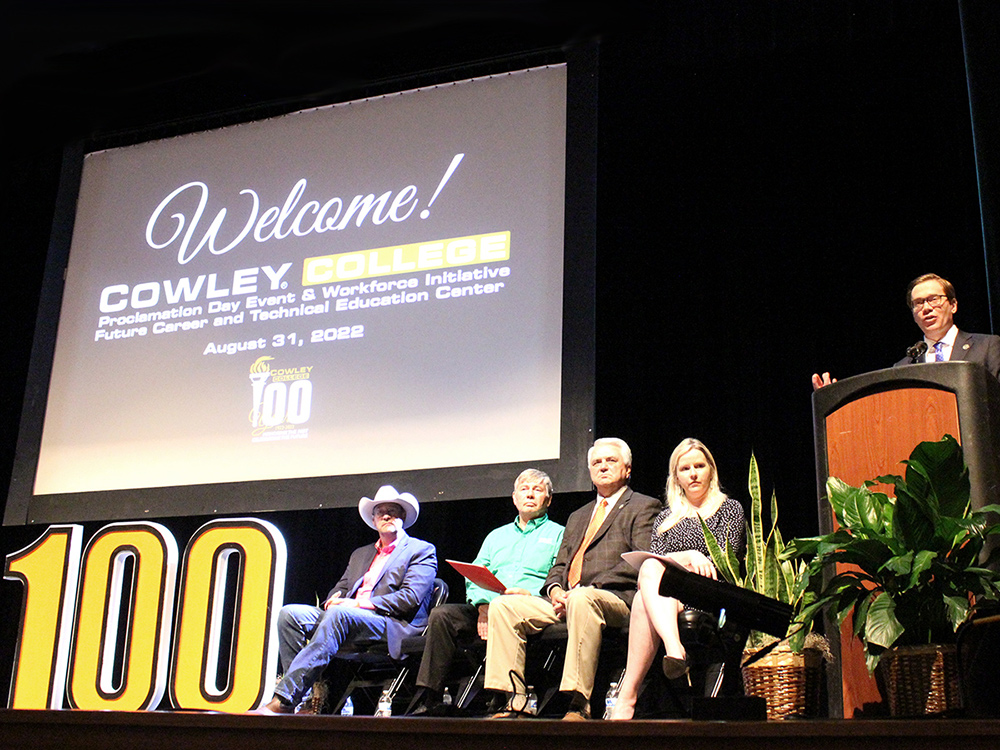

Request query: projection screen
[{"left": 6, "top": 60, "right": 597, "bottom": 525}]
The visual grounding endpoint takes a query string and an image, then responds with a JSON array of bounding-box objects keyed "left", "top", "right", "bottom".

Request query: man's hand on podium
[{"left": 811, "top": 372, "right": 837, "bottom": 391}]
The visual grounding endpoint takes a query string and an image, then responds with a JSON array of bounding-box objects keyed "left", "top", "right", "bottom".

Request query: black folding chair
[{"left": 331, "top": 578, "right": 450, "bottom": 714}]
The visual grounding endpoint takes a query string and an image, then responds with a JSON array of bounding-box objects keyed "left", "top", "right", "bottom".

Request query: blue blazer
[{"left": 326, "top": 533, "right": 437, "bottom": 658}]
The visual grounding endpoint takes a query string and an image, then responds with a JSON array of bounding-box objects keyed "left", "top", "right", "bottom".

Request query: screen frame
[{"left": 5, "top": 42, "right": 598, "bottom": 526}]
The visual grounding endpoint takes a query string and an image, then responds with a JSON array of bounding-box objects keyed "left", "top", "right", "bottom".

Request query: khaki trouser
[{"left": 484, "top": 587, "right": 629, "bottom": 700}]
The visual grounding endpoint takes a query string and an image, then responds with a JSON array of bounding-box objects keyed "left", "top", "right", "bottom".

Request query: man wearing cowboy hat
[{"left": 259, "top": 485, "right": 437, "bottom": 714}]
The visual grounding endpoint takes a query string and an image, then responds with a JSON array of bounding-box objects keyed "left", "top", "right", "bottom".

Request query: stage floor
[{"left": 2, "top": 710, "right": 999, "bottom": 750}]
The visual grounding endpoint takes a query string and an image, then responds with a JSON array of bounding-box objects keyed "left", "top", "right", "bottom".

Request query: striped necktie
[{"left": 933, "top": 341, "right": 945, "bottom": 362}]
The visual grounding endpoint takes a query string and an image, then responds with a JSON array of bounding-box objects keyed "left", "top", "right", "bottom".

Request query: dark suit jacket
[
  {"left": 325, "top": 533, "right": 437, "bottom": 658},
  {"left": 544, "top": 487, "right": 661, "bottom": 607},
  {"left": 893, "top": 329, "right": 1000, "bottom": 381}
]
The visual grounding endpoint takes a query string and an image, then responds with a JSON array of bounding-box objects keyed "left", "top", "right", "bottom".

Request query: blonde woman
[{"left": 609, "top": 438, "right": 745, "bottom": 720}]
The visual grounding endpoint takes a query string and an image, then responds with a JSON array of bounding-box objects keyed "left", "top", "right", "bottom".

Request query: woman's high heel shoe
[{"left": 662, "top": 655, "right": 690, "bottom": 681}]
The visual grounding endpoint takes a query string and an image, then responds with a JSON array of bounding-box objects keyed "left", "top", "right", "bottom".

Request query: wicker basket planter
[
  {"left": 876, "top": 644, "right": 959, "bottom": 717},
  {"left": 741, "top": 646, "right": 824, "bottom": 720}
]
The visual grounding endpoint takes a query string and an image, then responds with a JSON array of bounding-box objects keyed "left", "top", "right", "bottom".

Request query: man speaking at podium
[
  {"left": 893, "top": 273, "right": 1000, "bottom": 377},
  {"left": 812, "top": 273, "right": 1000, "bottom": 388}
]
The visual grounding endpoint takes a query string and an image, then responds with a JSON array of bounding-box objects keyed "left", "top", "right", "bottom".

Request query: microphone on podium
[{"left": 906, "top": 341, "right": 928, "bottom": 363}]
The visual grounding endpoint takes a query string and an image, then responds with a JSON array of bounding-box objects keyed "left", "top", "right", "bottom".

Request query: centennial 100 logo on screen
[{"left": 248, "top": 355, "right": 313, "bottom": 441}]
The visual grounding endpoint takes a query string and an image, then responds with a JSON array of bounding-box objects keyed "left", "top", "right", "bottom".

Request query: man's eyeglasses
[
  {"left": 372, "top": 505, "right": 405, "bottom": 519},
  {"left": 910, "top": 294, "right": 950, "bottom": 311}
]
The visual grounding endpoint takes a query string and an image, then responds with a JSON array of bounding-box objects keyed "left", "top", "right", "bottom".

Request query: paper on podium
[{"left": 446, "top": 559, "right": 507, "bottom": 594}]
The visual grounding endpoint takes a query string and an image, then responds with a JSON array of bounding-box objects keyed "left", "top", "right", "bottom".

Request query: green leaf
[
  {"left": 770, "top": 491, "right": 780, "bottom": 545},
  {"left": 852, "top": 591, "right": 873, "bottom": 637},
  {"left": 796, "top": 596, "right": 830, "bottom": 628},
  {"left": 747, "top": 453, "right": 764, "bottom": 589},
  {"left": 882, "top": 551, "right": 913, "bottom": 576},
  {"left": 942, "top": 594, "right": 971, "bottom": 629},
  {"left": 865, "top": 648, "right": 885, "bottom": 673},
  {"left": 875, "top": 473, "right": 903, "bottom": 487},
  {"left": 785, "top": 529, "right": 855, "bottom": 560},
  {"left": 892, "top": 482, "right": 937, "bottom": 551},
  {"left": 827, "top": 478, "right": 883, "bottom": 531},
  {"left": 865, "top": 592, "right": 904, "bottom": 649},
  {"left": 906, "top": 549, "right": 935, "bottom": 589},
  {"left": 905, "top": 434, "right": 970, "bottom": 519},
  {"left": 829, "top": 578, "right": 871, "bottom": 623},
  {"left": 787, "top": 624, "right": 807, "bottom": 652},
  {"left": 723, "top": 539, "right": 742, "bottom": 586},
  {"left": 831, "top": 537, "right": 894, "bottom": 569},
  {"left": 763, "top": 536, "right": 780, "bottom": 600},
  {"left": 940, "top": 516, "right": 977, "bottom": 549},
  {"left": 778, "top": 558, "right": 798, "bottom": 603},
  {"left": 783, "top": 535, "right": 820, "bottom": 558},
  {"left": 699, "top": 516, "right": 739, "bottom": 585}
]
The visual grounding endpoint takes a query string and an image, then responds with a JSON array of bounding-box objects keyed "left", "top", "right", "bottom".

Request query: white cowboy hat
[{"left": 358, "top": 485, "right": 420, "bottom": 530}]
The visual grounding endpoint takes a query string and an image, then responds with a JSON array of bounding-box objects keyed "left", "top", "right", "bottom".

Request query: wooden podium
[{"left": 811, "top": 361, "right": 1000, "bottom": 717}]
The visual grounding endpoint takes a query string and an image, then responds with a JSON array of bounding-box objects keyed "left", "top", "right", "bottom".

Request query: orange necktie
[{"left": 567, "top": 498, "right": 608, "bottom": 589}]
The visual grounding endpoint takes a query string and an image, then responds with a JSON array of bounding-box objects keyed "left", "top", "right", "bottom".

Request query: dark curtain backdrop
[
  {"left": 960, "top": 0, "right": 1000, "bottom": 330},
  {"left": 1, "top": 1, "right": 994, "bottom": 705}
]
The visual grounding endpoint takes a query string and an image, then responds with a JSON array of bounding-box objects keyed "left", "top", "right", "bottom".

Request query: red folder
[{"left": 446, "top": 559, "right": 507, "bottom": 594}]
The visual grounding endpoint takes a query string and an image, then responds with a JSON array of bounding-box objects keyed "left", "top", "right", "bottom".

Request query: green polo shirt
[{"left": 467, "top": 514, "right": 564, "bottom": 606}]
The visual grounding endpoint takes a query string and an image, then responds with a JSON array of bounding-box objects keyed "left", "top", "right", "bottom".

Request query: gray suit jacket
[
  {"left": 893, "top": 329, "right": 1000, "bottom": 381},
  {"left": 544, "top": 487, "right": 661, "bottom": 607}
]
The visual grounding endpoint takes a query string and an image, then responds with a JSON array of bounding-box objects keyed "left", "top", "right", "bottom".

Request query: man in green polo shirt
[{"left": 410, "top": 468, "right": 564, "bottom": 713}]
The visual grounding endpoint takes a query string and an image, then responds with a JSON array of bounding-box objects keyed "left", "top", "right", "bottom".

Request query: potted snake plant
[{"left": 701, "top": 454, "right": 829, "bottom": 719}]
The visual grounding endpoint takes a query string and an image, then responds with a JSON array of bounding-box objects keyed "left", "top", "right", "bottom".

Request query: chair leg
[
  {"left": 333, "top": 662, "right": 409, "bottom": 714},
  {"left": 385, "top": 665, "right": 410, "bottom": 701},
  {"left": 706, "top": 663, "right": 726, "bottom": 698},
  {"left": 456, "top": 659, "right": 485, "bottom": 709}
]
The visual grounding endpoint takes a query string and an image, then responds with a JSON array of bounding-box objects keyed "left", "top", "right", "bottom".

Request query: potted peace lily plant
[
  {"left": 701, "top": 454, "right": 830, "bottom": 720},
  {"left": 784, "top": 435, "right": 1000, "bottom": 716}
]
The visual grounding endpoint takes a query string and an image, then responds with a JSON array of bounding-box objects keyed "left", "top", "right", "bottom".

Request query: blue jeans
[{"left": 275, "top": 603, "right": 389, "bottom": 704}]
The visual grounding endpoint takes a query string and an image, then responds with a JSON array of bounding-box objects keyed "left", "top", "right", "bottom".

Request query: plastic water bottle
[
  {"left": 441, "top": 687, "right": 452, "bottom": 706},
  {"left": 375, "top": 689, "right": 392, "bottom": 717},
  {"left": 340, "top": 695, "right": 354, "bottom": 716},
  {"left": 603, "top": 681, "right": 619, "bottom": 719},
  {"left": 525, "top": 686, "right": 538, "bottom": 716}
]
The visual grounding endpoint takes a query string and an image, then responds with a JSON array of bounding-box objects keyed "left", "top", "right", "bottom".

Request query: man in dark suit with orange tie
[{"left": 483, "top": 437, "right": 660, "bottom": 720}]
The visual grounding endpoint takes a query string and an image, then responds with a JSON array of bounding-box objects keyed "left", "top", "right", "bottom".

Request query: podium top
[{"left": 812, "top": 360, "right": 998, "bottom": 419}]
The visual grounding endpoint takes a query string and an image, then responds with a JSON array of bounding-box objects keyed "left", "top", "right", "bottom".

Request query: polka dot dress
[{"left": 649, "top": 496, "right": 746, "bottom": 558}]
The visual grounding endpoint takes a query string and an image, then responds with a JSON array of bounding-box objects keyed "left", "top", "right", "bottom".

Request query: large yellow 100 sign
[{"left": 3, "top": 518, "right": 286, "bottom": 712}]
